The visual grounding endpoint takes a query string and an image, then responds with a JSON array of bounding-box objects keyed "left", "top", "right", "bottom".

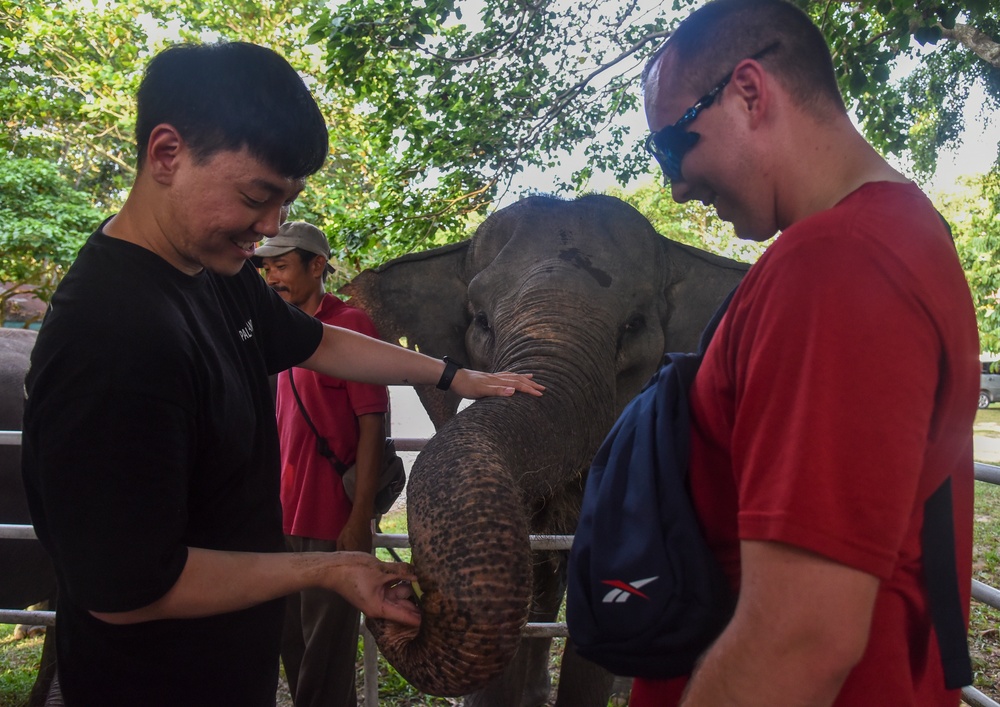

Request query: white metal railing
[
  {"left": 3, "top": 430, "right": 1000, "bottom": 705},
  {"left": 0, "top": 431, "right": 45, "bottom": 628},
  {"left": 0, "top": 430, "right": 574, "bottom": 703},
  {"left": 0, "top": 430, "right": 21, "bottom": 445}
]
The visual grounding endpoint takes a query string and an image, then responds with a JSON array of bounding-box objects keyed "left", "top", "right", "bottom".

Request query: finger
[
  {"left": 518, "top": 381, "right": 545, "bottom": 395},
  {"left": 383, "top": 563, "right": 418, "bottom": 582},
  {"left": 494, "top": 373, "right": 545, "bottom": 393},
  {"left": 386, "top": 582, "right": 415, "bottom": 602},
  {"left": 507, "top": 380, "right": 544, "bottom": 396},
  {"left": 382, "top": 601, "right": 422, "bottom": 627},
  {"left": 381, "top": 602, "right": 421, "bottom": 637}
]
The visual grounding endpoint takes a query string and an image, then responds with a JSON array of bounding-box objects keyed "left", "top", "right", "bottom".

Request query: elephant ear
[
  {"left": 339, "top": 241, "right": 472, "bottom": 430},
  {"left": 658, "top": 238, "right": 750, "bottom": 353}
]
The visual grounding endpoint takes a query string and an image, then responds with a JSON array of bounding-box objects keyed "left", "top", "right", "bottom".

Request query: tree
[
  {"left": 3, "top": 0, "right": 998, "bottom": 271},
  {"left": 806, "top": 0, "right": 1000, "bottom": 181},
  {"left": 939, "top": 169, "right": 1000, "bottom": 353},
  {"left": 0, "top": 1, "right": 147, "bottom": 206},
  {"left": 0, "top": 0, "right": 430, "bottom": 278},
  {"left": 312, "top": 0, "right": 666, "bottom": 247},
  {"left": 309, "top": 0, "right": 1000, "bottom": 245},
  {"left": 607, "top": 181, "right": 768, "bottom": 264},
  {"left": 0, "top": 157, "right": 104, "bottom": 318}
]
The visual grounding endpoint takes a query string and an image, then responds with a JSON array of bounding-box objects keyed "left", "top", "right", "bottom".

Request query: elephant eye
[
  {"left": 474, "top": 312, "right": 492, "bottom": 332},
  {"left": 624, "top": 314, "right": 645, "bottom": 333}
]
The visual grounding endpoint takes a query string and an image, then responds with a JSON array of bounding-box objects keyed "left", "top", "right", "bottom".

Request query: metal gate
[{"left": 3, "top": 431, "right": 1000, "bottom": 706}]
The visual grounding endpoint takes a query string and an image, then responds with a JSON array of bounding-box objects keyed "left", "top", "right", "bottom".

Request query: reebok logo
[{"left": 600, "top": 576, "right": 658, "bottom": 603}]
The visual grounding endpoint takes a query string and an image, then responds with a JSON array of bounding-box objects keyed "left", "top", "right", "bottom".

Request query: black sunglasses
[{"left": 645, "top": 42, "right": 780, "bottom": 184}]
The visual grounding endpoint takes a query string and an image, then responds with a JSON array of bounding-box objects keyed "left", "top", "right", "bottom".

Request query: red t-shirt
[
  {"left": 277, "top": 294, "right": 389, "bottom": 541},
  {"left": 632, "top": 182, "right": 979, "bottom": 706}
]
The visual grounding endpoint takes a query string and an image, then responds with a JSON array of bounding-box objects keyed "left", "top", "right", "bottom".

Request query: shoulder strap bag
[{"left": 287, "top": 368, "right": 405, "bottom": 517}]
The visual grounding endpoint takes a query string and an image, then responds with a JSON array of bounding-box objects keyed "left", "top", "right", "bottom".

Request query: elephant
[
  {"left": 342, "top": 194, "right": 749, "bottom": 705},
  {"left": 0, "top": 327, "right": 58, "bottom": 706}
]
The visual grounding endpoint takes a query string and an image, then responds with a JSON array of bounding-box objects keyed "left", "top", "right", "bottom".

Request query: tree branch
[
  {"left": 397, "top": 4, "right": 541, "bottom": 64},
  {"left": 550, "top": 28, "right": 669, "bottom": 106},
  {"left": 32, "top": 126, "right": 135, "bottom": 176},
  {"left": 939, "top": 21, "right": 1000, "bottom": 69}
]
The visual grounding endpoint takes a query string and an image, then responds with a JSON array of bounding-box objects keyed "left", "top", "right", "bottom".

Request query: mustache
[{"left": 269, "top": 285, "right": 290, "bottom": 293}]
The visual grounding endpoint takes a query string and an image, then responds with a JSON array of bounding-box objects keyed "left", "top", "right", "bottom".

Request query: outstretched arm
[
  {"left": 680, "top": 540, "right": 878, "bottom": 706},
  {"left": 299, "top": 323, "right": 544, "bottom": 398},
  {"left": 90, "top": 548, "right": 421, "bottom": 627}
]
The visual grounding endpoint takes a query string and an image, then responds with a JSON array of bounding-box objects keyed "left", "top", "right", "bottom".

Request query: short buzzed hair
[
  {"left": 135, "top": 41, "right": 329, "bottom": 178},
  {"left": 644, "top": 0, "right": 846, "bottom": 116}
]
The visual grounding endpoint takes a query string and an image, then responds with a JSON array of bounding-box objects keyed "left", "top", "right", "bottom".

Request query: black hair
[
  {"left": 295, "top": 248, "right": 319, "bottom": 269},
  {"left": 644, "top": 0, "right": 845, "bottom": 115},
  {"left": 135, "top": 41, "right": 328, "bottom": 178},
  {"left": 294, "top": 248, "right": 328, "bottom": 283}
]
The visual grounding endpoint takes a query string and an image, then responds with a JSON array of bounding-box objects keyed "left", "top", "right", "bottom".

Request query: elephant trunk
[
  {"left": 367, "top": 407, "right": 531, "bottom": 695},
  {"left": 369, "top": 364, "right": 614, "bottom": 695}
]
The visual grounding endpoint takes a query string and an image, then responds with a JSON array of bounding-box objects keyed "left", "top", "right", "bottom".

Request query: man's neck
[
  {"left": 304, "top": 290, "right": 326, "bottom": 317},
  {"left": 775, "top": 116, "right": 909, "bottom": 230},
  {"left": 103, "top": 197, "right": 151, "bottom": 248},
  {"left": 103, "top": 183, "right": 202, "bottom": 275}
]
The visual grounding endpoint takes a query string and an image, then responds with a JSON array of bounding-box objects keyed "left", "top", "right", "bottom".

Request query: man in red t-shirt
[
  {"left": 636, "top": 0, "right": 979, "bottom": 705},
  {"left": 257, "top": 221, "right": 388, "bottom": 707}
]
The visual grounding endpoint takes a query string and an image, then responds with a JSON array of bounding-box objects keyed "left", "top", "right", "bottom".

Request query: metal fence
[{"left": 3, "top": 431, "right": 1000, "bottom": 706}]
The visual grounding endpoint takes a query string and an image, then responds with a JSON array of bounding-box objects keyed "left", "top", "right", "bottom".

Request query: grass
[
  {"left": 353, "top": 639, "right": 457, "bottom": 706},
  {"left": 970, "top": 480, "right": 1000, "bottom": 702},
  {"left": 969, "top": 407, "right": 1000, "bottom": 703},
  {"left": 375, "top": 510, "right": 412, "bottom": 564},
  {"left": 0, "top": 624, "right": 43, "bottom": 707}
]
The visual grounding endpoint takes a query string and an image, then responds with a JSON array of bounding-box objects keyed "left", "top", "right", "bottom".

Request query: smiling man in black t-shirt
[{"left": 21, "top": 41, "right": 543, "bottom": 706}]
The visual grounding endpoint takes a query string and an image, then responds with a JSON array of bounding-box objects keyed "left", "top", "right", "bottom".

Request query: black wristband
[{"left": 436, "top": 356, "right": 463, "bottom": 391}]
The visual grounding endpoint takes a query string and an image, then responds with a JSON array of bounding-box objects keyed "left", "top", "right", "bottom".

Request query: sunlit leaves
[
  {"left": 311, "top": 0, "right": 671, "bottom": 249},
  {"left": 787, "top": 0, "right": 1000, "bottom": 171},
  {"left": 608, "top": 181, "right": 768, "bottom": 264},
  {"left": 0, "top": 158, "right": 102, "bottom": 302},
  {"left": 937, "top": 170, "right": 1000, "bottom": 351},
  {"left": 3, "top": 0, "right": 999, "bottom": 290}
]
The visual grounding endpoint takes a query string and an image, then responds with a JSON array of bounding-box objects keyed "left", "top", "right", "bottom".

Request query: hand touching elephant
[{"left": 342, "top": 194, "right": 748, "bottom": 705}]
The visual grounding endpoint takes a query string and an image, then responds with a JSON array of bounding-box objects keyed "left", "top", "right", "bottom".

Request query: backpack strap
[
  {"left": 287, "top": 368, "right": 350, "bottom": 475},
  {"left": 921, "top": 477, "right": 973, "bottom": 689},
  {"left": 696, "top": 286, "right": 739, "bottom": 356}
]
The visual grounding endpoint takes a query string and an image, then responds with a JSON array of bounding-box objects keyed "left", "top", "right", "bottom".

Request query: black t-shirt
[{"left": 21, "top": 229, "right": 323, "bottom": 705}]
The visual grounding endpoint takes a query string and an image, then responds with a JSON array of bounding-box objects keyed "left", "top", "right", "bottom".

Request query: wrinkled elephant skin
[
  {"left": 343, "top": 195, "right": 748, "bottom": 705},
  {"left": 0, "top": 328, "right": 55, "bottom": 607},
  {"left": 0, "top": 328, "right": 58, "bottom": 705}
]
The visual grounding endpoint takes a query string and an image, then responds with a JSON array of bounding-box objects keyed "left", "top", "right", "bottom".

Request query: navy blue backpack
[
  {"left": 566, "top": 292, "right": 735, "bottom": 679},
  {"left": 567, "top": 286, "right": 971, "bottom": 688}
]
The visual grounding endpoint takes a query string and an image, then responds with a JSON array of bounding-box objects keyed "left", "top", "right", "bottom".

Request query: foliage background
[{"left": 0, "top": 0, "right": 998, "bottom": 344}]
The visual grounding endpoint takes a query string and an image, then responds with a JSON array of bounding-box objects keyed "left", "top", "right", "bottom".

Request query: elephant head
[{"left": 342, "top": 194, "right": 747, "bottom": 696}]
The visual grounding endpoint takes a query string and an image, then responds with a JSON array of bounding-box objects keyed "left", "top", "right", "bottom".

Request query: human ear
[
  {"left": 729, "top": 60, "right": 767, "bottom": 127},
  {"left": 145, "top": 124, "right": 184, "bottom": 185}
]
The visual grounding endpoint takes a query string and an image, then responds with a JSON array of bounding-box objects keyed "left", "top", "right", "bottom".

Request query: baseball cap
[{"left": 252, "top": 221, "right": 335, "bottom": 273}]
